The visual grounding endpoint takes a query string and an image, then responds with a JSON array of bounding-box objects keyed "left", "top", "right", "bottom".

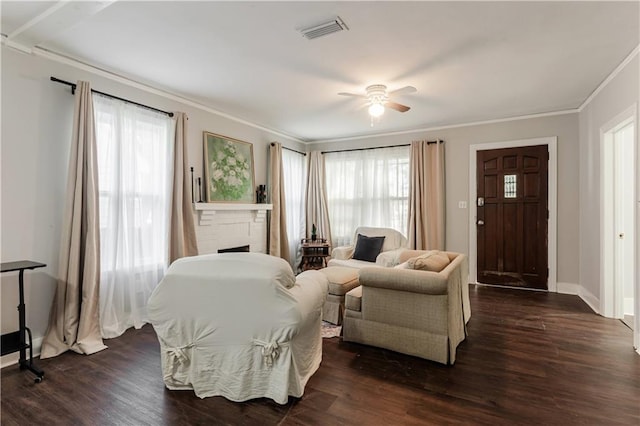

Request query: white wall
[
  {"left": 0, "top": 45, "right": 303, "bottom": 364},
  {"left": 308, "top": 112, "right": 581, "bottom": 286},
  {"left": 3, "top": 41, "right": 636, "bottom": 363},
  {"left": 578, "top": 53, "right": 639, "bottom": 309}
]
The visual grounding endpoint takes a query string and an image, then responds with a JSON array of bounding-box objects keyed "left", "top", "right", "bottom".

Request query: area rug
[{"left": 321, "top": 321, "right": 342, "bottom": 338}]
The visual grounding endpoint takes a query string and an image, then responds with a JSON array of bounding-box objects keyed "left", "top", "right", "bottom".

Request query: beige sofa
[
  {"left": 328, "top": 226, "right": 408, "bottom": 269},
  {"left": 342, "top": 251, "right": 470, "bottom": 364}
]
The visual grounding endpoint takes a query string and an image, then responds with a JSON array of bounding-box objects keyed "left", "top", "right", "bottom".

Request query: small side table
[
  {"left": 1, "top": 260, "right": 46, "bottom": 383},
  {"left": 299, "top": 239, "right": 330, "bottom": 272}
]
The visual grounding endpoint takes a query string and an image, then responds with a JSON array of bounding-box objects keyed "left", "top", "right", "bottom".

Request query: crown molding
[
  {"left": 578, "top": 44, "right": 639, "bottom": 112},
  {"left": 308, "top": 43, "right": 640, "bottom": 145},
  {"left": 6, "top": 38, "right": 637, "bottom": 145},
  {"left": 309, "top": 109, "right": 579, "bottom": 144},
  {"left": 1, "top": 37, "right": 33, "bottom": 54},
  {"left": 27, "top": 45, "right": 305, "bottom": 143}
]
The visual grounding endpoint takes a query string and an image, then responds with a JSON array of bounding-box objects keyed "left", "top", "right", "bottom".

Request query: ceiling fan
[{"left": 338, "top": 84, "right": 417, "bottom": 119}]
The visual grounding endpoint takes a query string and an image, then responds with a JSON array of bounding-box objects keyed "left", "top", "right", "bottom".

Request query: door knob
[
  {"left": 619, "top": 233, "right": 624, "bottom": 239},
  {"left": 477, "top": 220, "right": 485, "bottom": 226}
]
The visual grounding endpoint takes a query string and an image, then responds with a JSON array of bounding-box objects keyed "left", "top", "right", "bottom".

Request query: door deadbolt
[{"left": 477, "top": 197, "right": 484, "bottom": 207}]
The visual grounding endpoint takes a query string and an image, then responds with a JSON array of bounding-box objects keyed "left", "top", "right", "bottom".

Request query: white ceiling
[{"left": 2, "top": 1, "right": 639, "bottom": 142}]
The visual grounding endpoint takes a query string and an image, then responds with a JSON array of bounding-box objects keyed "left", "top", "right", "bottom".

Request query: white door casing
[
  {"left": 599, "top": 103, "right": 639, "bottom": 356},
  {"left": 600, "top": 104, "right": 636, "bottom": 320}
]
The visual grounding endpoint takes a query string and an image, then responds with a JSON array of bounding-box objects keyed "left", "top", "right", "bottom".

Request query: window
[
  {"left": 282, "top": 149, "right": 307, "bottom": 269},
  {"left": 504, "top": 174, "right": 517, "bottom": 198},
  {"left": 325, "top": 146, "right": 410, "bottom": 247},
  {"left": 93, "top": 94, "right": 173, "bottom": 338}
]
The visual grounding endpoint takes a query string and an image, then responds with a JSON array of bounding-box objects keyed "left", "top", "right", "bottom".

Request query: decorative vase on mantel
[{"left": 256, "top": 185, "right": 267, "bottom": 203}]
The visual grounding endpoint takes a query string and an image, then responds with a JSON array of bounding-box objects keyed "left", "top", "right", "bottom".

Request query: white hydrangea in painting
[{"left": 205, "top": 133, "right": 254, "bottom": 202}]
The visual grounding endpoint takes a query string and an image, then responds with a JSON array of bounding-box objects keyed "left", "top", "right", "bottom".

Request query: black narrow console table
[{"left": 1, "top": 260, "right": 46, "bottom": 383}]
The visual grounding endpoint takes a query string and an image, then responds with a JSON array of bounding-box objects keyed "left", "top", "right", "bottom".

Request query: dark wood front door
[{"left": 476, "top": 145, "right": 548, "bottom": 290}]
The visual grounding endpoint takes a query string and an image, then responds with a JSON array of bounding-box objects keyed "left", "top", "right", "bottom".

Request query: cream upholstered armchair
[
  {"left": 342, "top": 251, "right": 470, "bottom": 364},
  {"left": 328, "top": 226, "right": 408, "bottom": 269}
]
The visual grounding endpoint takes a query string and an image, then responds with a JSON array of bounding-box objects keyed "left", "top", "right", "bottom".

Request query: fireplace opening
[{"left": 218, "top": 245, "right": 250, "bottom": 253}]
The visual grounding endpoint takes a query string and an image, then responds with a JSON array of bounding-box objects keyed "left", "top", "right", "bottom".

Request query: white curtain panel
[
  {"left": 325, "top": 146, "right": 410, "bottom": 247},
  {"left": 282, "top": 149, "right": 307, "bottom": 269},
  {"left": 93, "top": 94, "right": 174, "bottom": 339}
]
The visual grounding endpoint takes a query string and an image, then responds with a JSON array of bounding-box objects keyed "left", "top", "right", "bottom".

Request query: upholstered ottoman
[{"left": 320, "top": 266, "right": 360, "bottom": 325}]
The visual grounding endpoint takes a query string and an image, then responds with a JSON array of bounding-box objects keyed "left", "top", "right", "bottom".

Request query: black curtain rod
[
  {"left": 270, "top": 142, "right": 306, "bottom": 156},
  {"left": 50, "top": 77, "right": 174, "bottom": 118},
  {"left": 321, "top": 140, "right": 442, "bottom": 154}
]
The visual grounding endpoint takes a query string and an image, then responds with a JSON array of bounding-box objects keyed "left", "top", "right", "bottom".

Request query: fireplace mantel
[{"left": 193, "top": 203, "right": 272, "bottom": 226}]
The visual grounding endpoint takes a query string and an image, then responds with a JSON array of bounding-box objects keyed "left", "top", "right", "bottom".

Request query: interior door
[{"left": 476, "top": 145, "right": 548, "bottom": 290}]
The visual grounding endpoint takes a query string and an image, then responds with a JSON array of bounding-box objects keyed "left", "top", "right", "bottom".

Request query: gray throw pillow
[{"left": 352, "top": 234, "right": 385, "bottom": 262}]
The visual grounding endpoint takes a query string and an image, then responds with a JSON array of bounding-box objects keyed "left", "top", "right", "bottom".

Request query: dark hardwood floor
[{"left": 2, "top": 285, "right": 639, "bottom": 425}]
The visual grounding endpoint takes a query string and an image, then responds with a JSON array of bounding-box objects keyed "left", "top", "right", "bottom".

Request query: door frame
[
  {"left": 469, "top": 137, "right": 558, "bottom": 291},
  {"left": 600, "top": 104, "right": 636, "bottom": 319},
  {"left": 600, "top": 103, "right": 639, "bottom": 357}
]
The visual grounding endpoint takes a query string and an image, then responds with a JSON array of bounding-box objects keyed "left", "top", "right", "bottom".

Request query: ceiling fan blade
[
  {"left": 338, "top": 92, "right": 366, "bottom": 98},
  {"left": 386, "top": 101, "right": 410, "bottom": 113},
  {"left": 388, "top": 86, "right": 417, "bottom": 96}
]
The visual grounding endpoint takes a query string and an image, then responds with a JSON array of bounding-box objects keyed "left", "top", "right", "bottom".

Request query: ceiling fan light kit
[
  {"left": 365, "top": 84, "right": 388, "bottom": 119},
  {"left": 339, "top": 84, "right": 416, "bottom": 125},
  {"left": 368, "top": 102, "right": 385, "bottom": 117}
]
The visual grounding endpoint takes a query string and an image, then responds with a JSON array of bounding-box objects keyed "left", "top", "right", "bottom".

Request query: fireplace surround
[{"left": 193, "top": 203, "right": 272, "bottom": 255}]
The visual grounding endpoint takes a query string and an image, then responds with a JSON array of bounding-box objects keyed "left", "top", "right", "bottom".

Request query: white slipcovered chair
[
  {"left": 147, "top": 253, "right": 328, "bottom": 404},
  {"left": 328, "top": 226, "right": 408, "bottom": 269}
]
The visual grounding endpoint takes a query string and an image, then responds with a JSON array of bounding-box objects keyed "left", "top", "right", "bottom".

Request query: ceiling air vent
[{"left": 300, "top": 16, "right": 348, "bottom": 40}]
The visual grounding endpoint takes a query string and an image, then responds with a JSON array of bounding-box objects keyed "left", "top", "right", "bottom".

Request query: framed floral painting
[{"left": 203, "top": 132, "right": 255, "bottom": 203}]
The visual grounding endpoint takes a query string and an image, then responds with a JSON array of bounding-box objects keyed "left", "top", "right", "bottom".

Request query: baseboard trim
[
  {"left": 578, "top": 286, "right": 601, "bottom": 315},
  {"left": 472, "top": 282, "right": 547, "bottom": 292},
  {"left": 473, "top": 281, "right": 602, "bottom": 314},
  {"left": 0, "top": 336, "right": 43, "bottom": 369},
  {"left": 556, "top": 282, "right": 580, "bottom": 295},
  {"left": 625, "top": 297, "right": 634, "bottom": 316},
  {"left": 556, "top": 282, "right": 600, "bottom": 314}
]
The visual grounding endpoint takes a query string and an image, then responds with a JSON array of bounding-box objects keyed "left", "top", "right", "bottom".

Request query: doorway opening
[
  {"left": 600, "top": 106, "right": 636, "bottom": 338},
  {"left": 475, "top": 145, "right": 549, "bottom": 290},
  {"left": 469, "top": 137, "right": 558, "bottom": 292}
]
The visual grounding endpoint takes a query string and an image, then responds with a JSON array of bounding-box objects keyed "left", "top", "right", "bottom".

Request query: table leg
[
  {"left": 17, "top": 270, "right": 26, "bottom": 367},
  {"left": 16, "top": 269, "right": 44, "bottom": 382}
]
